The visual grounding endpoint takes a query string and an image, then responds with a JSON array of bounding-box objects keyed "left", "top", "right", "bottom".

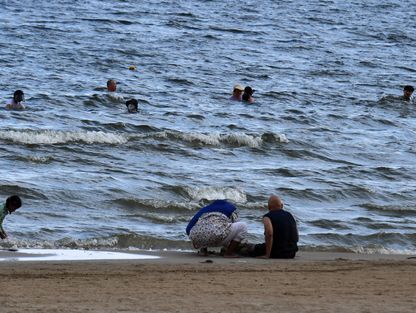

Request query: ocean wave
[
  {"left": 114, "top": 198, "right": 197, "bottom": 212},
  {"left": 0, "top": 184, "right": 48, "bottom": 200},
  {"left": 0, "top": 234, "right": 191, "bottom": 250},
  {"left": 299, "top": 244, "right": 416, "bottom": 255},
  {"left": 309, "top": 232, "right": 416, "bottom": 252},
  {"left": 184, "top": 186, "right": 247, "bottom": 203},
  {"left": 1, "top": 129, "right": 288, "bottom": 148},
  {"left": 15, "top": 155, "right": 54, "bottom": 164},
  {"left": 351, "top": 246, "right": 416, "bottom": 255},
  {"left": 362, "top": 203, "right": 416, "bottom": 215},
  {"left": 134, "top": 130, "right": 288, "bottom": 148},
  {"left": 0, "top": 130, "right": 128, "bottom": 145}
]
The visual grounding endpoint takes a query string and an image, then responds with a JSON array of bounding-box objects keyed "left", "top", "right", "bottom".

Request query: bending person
[
  {"left": 0, "top": 195, "right": 22, "bottom": 240},
  {"left": 186, "top": 199, "right": 247, "bottom": 257},
  {"left": 251, "top": 195, "right": 298, "bottom": 259}
]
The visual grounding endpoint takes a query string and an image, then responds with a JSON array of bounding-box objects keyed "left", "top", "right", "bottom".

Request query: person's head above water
[
  {"left": 230, "top": 84, "right": 244, "bottom": 101},
  {"left": 268, "top": 195, "right": 283, "bottom": 211},
  {"left": 403, "top": 85, "right": 414, "bottom": 101},
  {"left": 125, "top": 99, "right": 138, "bottom": 113},
  {"left": 242, "top": 86, "right": 255, "bottom": 103},
  {"left": 107, "top": 79, "right": 117, "bottom": 92},
  {"left": 244, "top": 86, "right": 255, "bottom": 96},
  {"left": 5, "top": 195, "right": 22, "bottom": 213},
  {"left": 13, "top": 90, "right": 24, "bottom": 103}
]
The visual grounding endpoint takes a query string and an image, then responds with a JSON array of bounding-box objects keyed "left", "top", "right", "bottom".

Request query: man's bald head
[{"left": 268, "top": 195, "right": 283, "bottom": 211}]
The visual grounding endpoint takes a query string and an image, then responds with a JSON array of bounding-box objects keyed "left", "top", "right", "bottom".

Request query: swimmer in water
[
  {"left": 107, "top": 79, "right": 117, "bottom": 92},
  {"left": 242, "top": 86, "right": 255, "bottom": 104},
  {"left": 403, "top": 85, "right": 414, "bottom": 102},
  {"left": 5, "top": 90, "right": 26, "bottom": 110},
  {"left": 125, "top": 99, "right": 138, "bottom": 113},
  {"left": 229, "top": 84, "right": 244, "bottom": 101}
]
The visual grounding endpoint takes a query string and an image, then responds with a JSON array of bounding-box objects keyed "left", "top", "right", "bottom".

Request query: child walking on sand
[{"left": 0, "top": 195, "right": 22, "bottom": 239}]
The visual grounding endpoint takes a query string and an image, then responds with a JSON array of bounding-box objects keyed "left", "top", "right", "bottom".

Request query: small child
[
  {"left": 125, "top": 99, "right": 138, "bottom": 113},
  {"left": 6, "top": 90, "right": 26, "bottom": 110},
  {"left": 0, "top": 195, "right": 22, "bottom": 239}
]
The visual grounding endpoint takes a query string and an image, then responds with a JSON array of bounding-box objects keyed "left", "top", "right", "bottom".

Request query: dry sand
[{"left": 0, "top": 250, "right": 415, "bottom": 313}]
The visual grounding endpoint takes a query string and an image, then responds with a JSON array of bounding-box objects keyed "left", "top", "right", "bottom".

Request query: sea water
[{"left": 1, "top": 0, "right": 415, "bottom": 254}]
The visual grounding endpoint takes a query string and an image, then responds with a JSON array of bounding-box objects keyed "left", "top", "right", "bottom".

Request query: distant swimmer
[
  {"left": 229, "top": 84, "right": 244, "bottom": 101},
  {"left": 107, "top": 79, "right": 117, "bottom": 92},
  {"left": 403, "top": 85, "right": 414, "bottom": 102},
  {"left": 0, "top": 195, "right": 22, "bottom": 240},
  {"left": 106, "top": 79, "right": 125, "bottom": 103},
  {"left": 242, "top": 86, "right": 255, "bottom": 104},
  {"left": 125, "top": 98, "right": 138, "bottom": 113},
  {"left": 5, "top": 90, "right": 26, "bottom": 110},
  {"left": 378, "top": 85, "right": 414, "bottom": 106}
]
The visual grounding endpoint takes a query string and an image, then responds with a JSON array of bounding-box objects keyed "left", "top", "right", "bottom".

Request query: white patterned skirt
[{"left": 189, "top": 212, "right": 232, "bottom": 249}]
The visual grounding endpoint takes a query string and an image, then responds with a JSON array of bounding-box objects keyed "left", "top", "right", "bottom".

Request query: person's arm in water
[{"left": 259, "top": 217, "right": 273, "bottom": 258}]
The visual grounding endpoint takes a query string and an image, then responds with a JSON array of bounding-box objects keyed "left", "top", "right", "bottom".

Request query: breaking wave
[{"left": 0, "top": 130, "right": 128, "bottom": 145}]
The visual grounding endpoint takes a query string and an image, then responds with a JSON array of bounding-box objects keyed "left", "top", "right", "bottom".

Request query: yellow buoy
[{"left": 129, "top": 65, "right": 137, "bottom": 71}]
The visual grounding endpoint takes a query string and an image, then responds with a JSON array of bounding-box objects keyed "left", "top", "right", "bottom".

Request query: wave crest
[
  {"left": 184, "top": 186, "right": 247, "bottom": 203},
  {"left": 0, "top": 130, "right": 128, "bottom": 145}
]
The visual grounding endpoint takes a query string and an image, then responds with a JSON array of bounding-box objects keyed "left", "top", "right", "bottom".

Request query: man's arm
[{"left": 259, "top": 217, "right": 273, "bottom": 258}]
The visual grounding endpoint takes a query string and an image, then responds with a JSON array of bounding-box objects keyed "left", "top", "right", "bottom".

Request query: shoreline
[
  {"left": 1, "top": 248, "right": 415, "bottom": 263},
  {"left": 1, "top": 250, "right": 415, "bottom": 313}
]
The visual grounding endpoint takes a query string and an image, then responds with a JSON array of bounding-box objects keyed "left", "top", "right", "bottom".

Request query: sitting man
[
  {"left": 186, "top": 199, "right": 247, "bottom": 257},
  {"left": 250, "top": 195, "right": 298, "bottom": 259}
]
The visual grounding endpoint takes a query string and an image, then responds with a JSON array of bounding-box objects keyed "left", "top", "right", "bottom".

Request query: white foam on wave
[
  {"left": 180, "top": 132, "right": 221, "bottom": 145},
  {"left": 185, "top": 186, "right": 247, "bottom": 203},
  {"left": 0, "top": 130, "right": 128, "bottom": 145},
  {"left": 221, "top": 133, "right": 262, "bottom": 148},
  {"left": 0, "top": 249, "right": 160, "bottom": 262},
  {"left": 273, "top": 133, "right": 289, "bottom": 143},
  {"left": 352, "top": 246, "right": 416, "bottom": 255},
  {"left": 144, "top": 130, "right": 288, "bottom": 148},
  {"left": 28, "top": 155, "right": 53, "bottom": 163}
]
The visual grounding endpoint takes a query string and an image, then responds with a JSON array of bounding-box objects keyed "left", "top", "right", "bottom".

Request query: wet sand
[{"left": 0, "top": 250, "right": 415, "bottom": 313}]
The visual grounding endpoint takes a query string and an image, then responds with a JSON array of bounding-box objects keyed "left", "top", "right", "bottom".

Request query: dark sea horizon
[{"left": 1, "top": 0, "right": 415, "bottom": 254}]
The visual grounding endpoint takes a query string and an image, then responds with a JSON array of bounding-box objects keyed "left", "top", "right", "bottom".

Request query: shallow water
[
  {"left": 1, "top": 0, "right": 415, "bottom": 254},
  {"left": 0, "top": 249, "right": 159, "bottom": 262}
]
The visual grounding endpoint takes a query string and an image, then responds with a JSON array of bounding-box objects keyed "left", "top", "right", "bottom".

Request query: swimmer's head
[
  {"left": 125, "top": 99, "right": 138, "bottom": 113},
  {"left": 6, "top": 195, "right": 22, "bottom": 213},
  {"left": 233, "top": 84, "right": 244, "bottom": 93},
  {"left": 244, "top": 86, "right": 255, "bottom": 96},
  {"left": 403, "top": 85, "right": 414, "bottom": 100},
  {"left": 107, "top": 79, "right": 117, "bottom": 92},
  {"left": 13, "top": 90, "right": 24, "bottom": 103}
]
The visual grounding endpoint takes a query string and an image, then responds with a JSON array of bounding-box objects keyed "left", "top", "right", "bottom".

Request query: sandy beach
[{"left": 0, "top": 250, "right": 415, "bottom": 313}]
